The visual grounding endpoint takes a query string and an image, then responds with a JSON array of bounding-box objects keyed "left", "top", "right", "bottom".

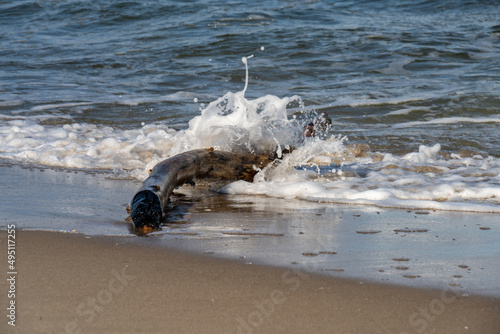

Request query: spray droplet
[
  {"left": 194, "top": 98, "right": 198, "bottom": 103},
  {"left": 261, "top": 46, "right": 265, "bottom": 51}
]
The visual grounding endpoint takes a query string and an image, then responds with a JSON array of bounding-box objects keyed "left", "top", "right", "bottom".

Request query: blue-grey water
[{"left": 1, "top": 0, "right": 499, "bottom": 154}]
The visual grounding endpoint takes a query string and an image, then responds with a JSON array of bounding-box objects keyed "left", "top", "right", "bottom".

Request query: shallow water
[
  {"left": 154, "top": 189, "right": 500, "bottom": 297},
  {"left": 2, "top": 164, "right": 499, "bottom": 297}
]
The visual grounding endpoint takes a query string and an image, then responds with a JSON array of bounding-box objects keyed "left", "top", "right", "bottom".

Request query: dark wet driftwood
[{"left": 130, "top": 149, "right": 276, "bottom": 228}]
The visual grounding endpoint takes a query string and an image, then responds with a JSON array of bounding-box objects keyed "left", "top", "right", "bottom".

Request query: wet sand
[
  {"left": 1, "top": 230, "right": 499, "bottom": 334},
  {"left": 2, "top": 163, "right": 499, "bottom": 298},
  {"left": 1, "top": 163, "right": 500, "bottom": 333},
  {"left": 150, "top": 192, "right": 500, "bottom": 297}
]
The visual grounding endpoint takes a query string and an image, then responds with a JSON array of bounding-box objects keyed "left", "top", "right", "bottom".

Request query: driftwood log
[{"left": 130, "top": 149, "right": 276, "bottom": 229}]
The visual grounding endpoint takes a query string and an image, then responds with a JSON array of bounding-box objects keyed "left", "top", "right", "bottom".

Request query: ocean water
[{"left": 1, "top": 0, "right": 500, "bottom": 213}]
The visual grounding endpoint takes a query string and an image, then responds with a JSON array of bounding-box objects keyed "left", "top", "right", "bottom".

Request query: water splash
[
  {"left": 241, "top": 55, "right": 253, "bottom": 97},
  {"left": 169, "top": 56, "right": 304, "bottom": 157},
  {"left": 0, "top": 57, "right": 307, "bottom": 177}
]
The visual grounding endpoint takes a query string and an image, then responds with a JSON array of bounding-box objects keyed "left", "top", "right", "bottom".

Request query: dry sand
[{"left": 1, "top": 230, "right": 499, "bottom": 334}]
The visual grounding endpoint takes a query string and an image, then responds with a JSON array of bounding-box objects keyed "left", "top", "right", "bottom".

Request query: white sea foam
[
  {"left": 31, "top": 102, "right": 94, "bottom": 112},
  {"left": 0, "top": 117, "right": 169, "bottom": 177},
  {"left": 393, "top": 116, "right": 500, "bottom": 128},
  {"left": 332, "top": 93, "right": 435, "bottom": 108},
  {"left": 1, "top": 58, "right": 500, "bottom": 214},
  {"left": 0, "top": 59, "right": 304, "bottom": 179},
  {"left": 221, "top": 141, "right": 500, "bottom": 213},
  {"left": 2, "top": 106, "right": 500, "bottom": 213},
  {"left": 0, "top": 100, "right": 24, "bottom": 107},
  {"left": 384, "top": 106, "right": 431, "bottom": 116},
  {"left": 0, "top": 92, "right": 301, "bottom": 180},
  {"left": 115, "top": 91, "right": 208, "bottom": 106}
]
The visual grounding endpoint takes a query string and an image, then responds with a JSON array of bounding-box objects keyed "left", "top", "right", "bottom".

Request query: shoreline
[
  {"left": 1, "top": 163, "right": 500, "bottom": 332},
  {"left": 1, "top": 163, "right": 500, "bottom": 297},
  {"left": 1, "top": 230, "right": 499, "bottom": 334}
]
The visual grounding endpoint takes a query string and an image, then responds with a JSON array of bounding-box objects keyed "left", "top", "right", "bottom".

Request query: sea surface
[{"left": 2, "top": 0, "right": 500, "bottom": 214}]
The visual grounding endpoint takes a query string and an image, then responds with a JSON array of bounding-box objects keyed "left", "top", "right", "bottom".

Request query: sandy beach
[
  {"left": 1, "top": 230, "right": 499, "bottom": 334},
  {"left": 1, "top": 164, "right": 500, "bottom": 333}
]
